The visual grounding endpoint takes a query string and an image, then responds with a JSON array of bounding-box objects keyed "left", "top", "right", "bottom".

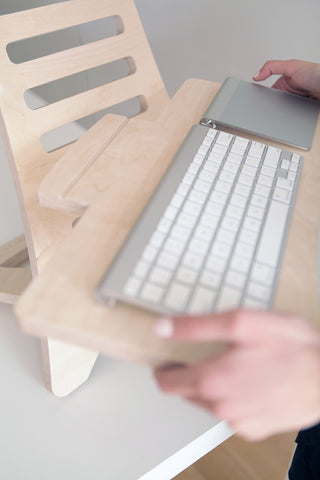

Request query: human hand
[
  {"left": 154, "top": 310, "right": 320, "bottom": 440},
  {"left": 253, "top": 59, "right": 320, "bottom": 100}
]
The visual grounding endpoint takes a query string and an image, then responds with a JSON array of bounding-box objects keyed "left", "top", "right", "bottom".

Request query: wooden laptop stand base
[{"left": 15, "top": 79, "right": 320, "bottom": 383}]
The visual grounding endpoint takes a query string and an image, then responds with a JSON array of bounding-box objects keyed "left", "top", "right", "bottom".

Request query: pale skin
[{"left": 154, "top": 59, "right": 320, "bottom": 441}]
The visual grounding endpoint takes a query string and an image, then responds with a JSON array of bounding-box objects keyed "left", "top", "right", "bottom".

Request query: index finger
[{"left": 253, "top": 59, "right": 297, "bottom": 81}]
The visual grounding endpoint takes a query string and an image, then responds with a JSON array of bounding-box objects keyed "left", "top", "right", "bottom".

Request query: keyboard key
[
  {"left": 170, "top": 193, "right": 184, "bottom": 209},
  {"left": 183, "top": 172, "right": 196, "bottom": 185},
  {"left": 246, "top": 282, "right": 271, "bottom": 303},
  {"left": 289, "top": 162, "right": 298, "bottom": 172},
  {"left": 177, "top": 182, "right": 191, "bottom": 197},
  {"left": 150, "top": 231, "right": 166, "bottom": 248},
  {"left": 164, "top": 237, "right": 186, "bottom": 255},
  {"left": 194, "top": 224, "right": 216, "bottom": 242},
  {"left": 199, "top": 270, "right": 221, "bottom": 289},
  {"left": 250, "top": 194, "right": 268, "bottom": 209},
  {"left": 199, "top": 170, "right": 216, "bottom": 183},
  {"left": 188, "top": 286, "right": 217, "bottom": 313},
  {"left": 142, "top": 245, "right": 158, "bottom": 262},
  {"left": 260, "top": 165, "right": 276, "bottom": 178},
  {"left": 216, "top": 228, "right": 237, "bottom": 245},
  {"left": 257, "top": 174, "right": 273, "bottom": 187},
  {"left": 170, "top": 224, "right": 192, "bottom": 242},
  {"left": 235, "top": 241, "right": 255, "bottom": 260},
  {"left": 183, "top": 200, "right": 202, "bottom": 217},
  {"left": 242, "top": 297, "right": 267, "bottom": 309},
  {"left": 164, "top": 205, "right": 179, "bottom": 221},
  {"left": 273, "top": 187, "right": 292, "bottom": 204},
  {"left": 226, "top": 205, "right": 244, "bottom": 220},
  {"left": 230, "top": 255, "right": 251, "bottom": 274},
  {"left": 239, "top": 228, "right": 259, "bottom": 246},
  {"left": 194, "top": 179, "right": 212, "bottom": 193},
  {"left": 254, "top": 184, "right": 270, "bottom": 198},
  {"left": 124, "top": 276, "right": 142, "bottom": 296},
  {"left": 256, "top": 200, "right": 289, "bottom": 267},
  {"left": 198, "top": 144, "right": 210, "bottom": 156},
  {"left": 189, "top": 189, "right": 208, "bottom": 206},
  {"left": 164, "top": 282, "right": 191, "bottom": 311},
  {"left": 188, "top": 162, "right": 201, "bottom": 175},
  {"left": 134, "top": 260, "right": 150, "bottom": 279},
  {"left": 193, "top": 153, "right": 206, "bottom": 165},
  {"left": 206, "top": 128, "right": 217, "bottom": 139},
  {"left": 176, "top": 267, "right": 198, "bottom": 285},
  {"left": 212, "top": 143, "right": 228, "bottom": 155},
  {"left": 188, "top": 238, "right": 210, "bottom": 255},
  {"left": 216, "top": 286, "right": 242, "bottom": 311},
  {"left": 211, "top": 241, "right": 232, "bottom": 259},
  {"left": 149, "top": 267, "right": 172, "bottom": 286},
  {"left": 157, "top": 217, "right": 172, "bottom": 234},
  {"left": 157, "top": 252, "right": 180, "bottom": 270},
  {"left": 245, "top": 156, "right": 260, "bottom": 168},
  {"left": 215, "top": 180, "right": 232, "bottom": 194},
  {"left": 202, "top": 136, "right": 213, "bottom": 147},
  {"left": 242, "top": 216, "right": 262, "bottom": 233},
  {"left": 141, "top": 283, "right": 165, "bottom": 303},
  {"left": 221, "top": 216, "right": 240, "bottom": 232},
  {"left": 224, "top": 160, "right": 240, "bottom": 174},
  {"left": 241, "top": 165, "right": 258, "bottom": 177},
  {"left": 276, "top": 177, "right": 295, "bottom": 191},
  {"left": 216, "top": 132, "right": 233, "bottom": 146},
  {"left": 250, "top": 262, "right": 275, "bottom": 286},
  {"left": 247, "top": 205, "right": 265, "bottom": 220},
  {"left": 177, "top": 212, "right": 197, "bottom": 229},
  {"left": 210, "top": 190, "right": 228, "bottom": 205},
  {"left": 225, "top": 270, "right": 246, "bottom": 289},
  {"left": 199, "top": 212, "right": 220, "bottom": 228},
  {"left": 206, "top": 255, "right": 227, "bottom": 274},
  {"left": 182, "top": 251, "right": 205, "bottom": 270},
  {"left": 205, "top": 201, "right": 224, "bottom": 216},
  {"left": 230, "top": 193, "right": 248, "bottom": 208},
  {"left": 208, "top": 151, "right": 224, "bottom": 164},
  {"left": 238, "top": 173, "right": 254, "bottom": 187},
  {"left": 248, "top": 141, "right": 265, "bottom": 159},
  {"left": 264, "top": 146, "right": 281, "bottom": 168}
]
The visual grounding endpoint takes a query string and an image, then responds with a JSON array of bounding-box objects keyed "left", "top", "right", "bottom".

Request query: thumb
[
  {"left": 153, "top": 309, "right": 319, "bottom": 346},
  {"left": 154, "top": 309, "right": 256, "bottom": 343}
]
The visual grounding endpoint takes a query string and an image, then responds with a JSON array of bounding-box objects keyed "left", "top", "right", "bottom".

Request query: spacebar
[{"left": 256, "top": 200, "right": 290, "bottom": 267}]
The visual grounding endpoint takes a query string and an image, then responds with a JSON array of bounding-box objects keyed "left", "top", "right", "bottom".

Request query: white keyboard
[{"left": 97, "top": 125, "right": 302, "bottom": 315}]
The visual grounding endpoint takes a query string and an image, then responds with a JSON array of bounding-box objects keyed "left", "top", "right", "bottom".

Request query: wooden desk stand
[
  {"left": 0, "top": 235, "right": 32, "bottom": 304},
  {"left": 15, "top": 79, "right": 320, "bottom": 369},
  {"left": 0, "top": 0, "right": 168, "bottom": 395}
]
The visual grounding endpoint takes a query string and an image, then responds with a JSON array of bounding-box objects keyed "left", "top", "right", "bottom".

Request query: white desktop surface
[
  {"left": 0, "top": 303, "right": 232, "bottom": 480},
  {"left": 1, "top": 1, "right": 320, "bottom": 479}
]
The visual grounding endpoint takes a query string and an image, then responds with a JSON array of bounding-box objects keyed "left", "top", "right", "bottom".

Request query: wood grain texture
[
  {"left": 175, "top": 432, "right": 296, "bottom": 480},
  {"left": 0, "top": 0, "right": 168, "bottom": 394},
  {"left": 15, "top": 78, "right": 320, "bottom": 368},
  {"left": 0, "top": 235, "right": 29, "bottom": 267}
]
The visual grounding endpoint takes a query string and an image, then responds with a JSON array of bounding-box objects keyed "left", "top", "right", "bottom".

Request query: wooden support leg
[
  {"left": 42, "top": 339, "right": 99, "bottom": 397},
  {"left": 0, "top": 235, "right": 32, "bottom": 303},
  {"left": 0, "top": 235, "right": 99, "bottom": 395}
]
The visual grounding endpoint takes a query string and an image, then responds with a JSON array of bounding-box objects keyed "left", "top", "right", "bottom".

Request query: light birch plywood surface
[
  {"left": 0, "top": 0, "right": 168, "bottom": 395},
  {"left": 15, "top": 77, "right": 320, "bottom": 369},
  {"left": 176, "top": 431, "right": 296, "bottom": 480}
]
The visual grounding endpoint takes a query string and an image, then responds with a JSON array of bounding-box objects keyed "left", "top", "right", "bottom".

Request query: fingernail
[
  {"left": 253, "top": 70, "right": 260, "bottom": 80},
  {"left": 154, "top": 318, "right": 174, "bottom": 338}
]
